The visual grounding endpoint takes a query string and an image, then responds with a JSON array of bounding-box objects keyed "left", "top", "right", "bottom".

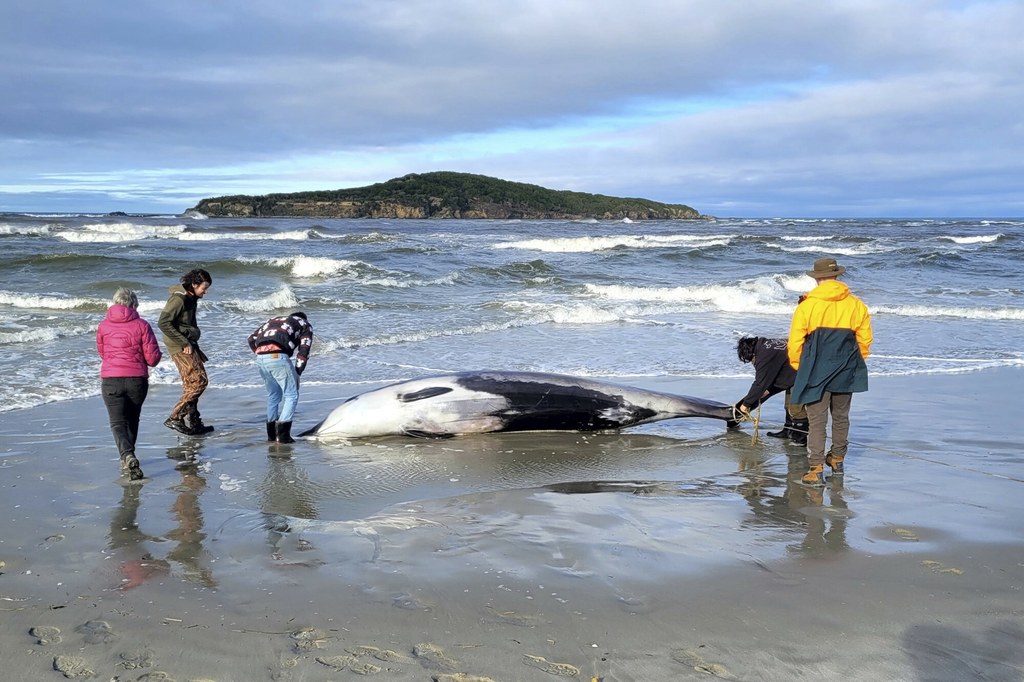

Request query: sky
[{"left": 1, "top": 0, "right": 1021, "bottom": 218}]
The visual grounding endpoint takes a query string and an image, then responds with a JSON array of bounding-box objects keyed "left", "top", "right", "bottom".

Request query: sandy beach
[{"left": 2, "top": 369, "right": 1023, "bottom": 681}]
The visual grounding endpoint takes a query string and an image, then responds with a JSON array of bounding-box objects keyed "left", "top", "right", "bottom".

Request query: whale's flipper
[
  {"left": 401, "top": 429, "right": 455, "bottom": 439},
  {"left": 398, "top": 386, "right": 453, "bottom": 403}
]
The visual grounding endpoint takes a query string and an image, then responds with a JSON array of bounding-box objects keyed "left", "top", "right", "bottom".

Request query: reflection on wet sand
[
  {"left": 737, "top": 452, "right": 850, "bottom": 558},
  {"left": 108, "top": 484, "right": 169, "bottom": 591},
  {"left": 259, "top": 453, "right": 321, "bottom": 562},
  {"left": 105, "top": 444, "right": 218, "bottom": 590},
  {"left": 166, "top": 466, "right": 217, "bottom": 588}
]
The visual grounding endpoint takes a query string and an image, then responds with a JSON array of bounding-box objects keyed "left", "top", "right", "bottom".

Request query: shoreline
[{"left": 2, "top": 369, "right": 1023, "bottom": 680}]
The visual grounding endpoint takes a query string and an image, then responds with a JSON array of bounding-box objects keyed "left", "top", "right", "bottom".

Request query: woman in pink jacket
[{"left": 96, "top": 288, "right": 162, "bottom": 480}]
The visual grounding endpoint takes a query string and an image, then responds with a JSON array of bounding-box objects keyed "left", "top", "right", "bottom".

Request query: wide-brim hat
[{"left": 807, "top": 257, "right": 845, "bottom": 279}]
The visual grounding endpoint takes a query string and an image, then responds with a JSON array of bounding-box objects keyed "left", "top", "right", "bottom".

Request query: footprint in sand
[
  {"left": 53, "top": 655, "right": 94, "bottom": 679},
  {"left": 483, "top": 605, "right": 546, "bottom": 626},
  {"left": 921, "top": 559, "right": 964, "bottom": 575},
  {"left": 670, "top": 648, "right": 736, "bottom": 679},
  {"left": 433, "top": 674, "right": 498, "bottom": 682},
  {"left": 891, "top": 527, "right": 920, "bottom": 541},
  {"left": 522, "top": 654, "right": 580, "bottom": 677},
  {"left": 119, "top": 647, "right": 155, "bottom": 669},
  {"left": 29, "top": 625, "right": 62, "bottom": 645},
  {"left": 75, "top": 619, "right": 115, "bottom": 644},
  {"left": 290, "top": 626, "right": 329, "bottom": 652},
  {"left": 316, "top": 654, "right": 360, "bottom": 671},
  {"left": 346, "top": 645, "right": 406, "bottom": 662},
  {"left": 413, "top": 643, "right": 460, "bottom": 672}
]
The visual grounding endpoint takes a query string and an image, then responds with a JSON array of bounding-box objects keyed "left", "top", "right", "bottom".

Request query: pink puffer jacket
[{"left": 96, "top": 304, "right": 162, "bottom": 378}]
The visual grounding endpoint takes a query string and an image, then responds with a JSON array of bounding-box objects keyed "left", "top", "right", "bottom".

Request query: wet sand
[{"left": 2, "top": 370, "right": 1023, "bottom": 681}]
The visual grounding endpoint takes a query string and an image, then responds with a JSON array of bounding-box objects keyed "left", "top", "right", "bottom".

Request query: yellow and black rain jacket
[{"left": 787, "top": 279, "right": 872, "bottom": 405}]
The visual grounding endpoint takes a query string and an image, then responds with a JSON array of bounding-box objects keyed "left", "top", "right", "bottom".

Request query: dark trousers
[{"left": 101, "top": 377, "right": 149, "bottom": 458}]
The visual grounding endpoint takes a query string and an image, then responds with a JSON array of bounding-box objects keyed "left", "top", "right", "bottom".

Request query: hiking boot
[
  {"left": 825, "top": 453, "right": 844, "bottom": 474},
  {"left": 266, "top": 421, "right": 277, "bottom": 442},
  {"left": 800, "top": 464, "right": 825, "bottom": 487},
  {"left": 164, "top": 416, "right": 194, "bottom": 435},
  {"left": 125, "top": 455, "right": 144, "bottom": 481},
  {"left": 789, "top": 419, "right": 809, "bottom": 446},
  {"left": 275, "top": 421, "right": 295, "bottom": 444}
]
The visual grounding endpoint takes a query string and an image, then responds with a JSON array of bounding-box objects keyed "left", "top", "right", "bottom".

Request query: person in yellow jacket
[{"left": 788, "top": 258, "right": 872, "bottom": 486}]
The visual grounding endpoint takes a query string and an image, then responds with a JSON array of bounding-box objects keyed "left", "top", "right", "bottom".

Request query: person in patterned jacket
[{"left": 247, "top": 312, "right": 314, "bottom": 444}]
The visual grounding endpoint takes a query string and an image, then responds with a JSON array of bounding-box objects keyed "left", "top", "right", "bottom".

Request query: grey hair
[{"left": 112, "top": 287, "right": 139, "bottom": 309}]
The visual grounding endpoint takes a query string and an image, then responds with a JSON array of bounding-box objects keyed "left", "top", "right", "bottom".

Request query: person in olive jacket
[
  {"left": 788, "top": 258, "right": 873, "bottom": 486},
  {"left": 158, "top": 268, "right": 213, "bottom": 436}
]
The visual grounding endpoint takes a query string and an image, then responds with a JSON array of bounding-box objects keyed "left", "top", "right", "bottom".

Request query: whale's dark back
[{"left": 454, "top": 372, "right": 656, "bottom": 432}]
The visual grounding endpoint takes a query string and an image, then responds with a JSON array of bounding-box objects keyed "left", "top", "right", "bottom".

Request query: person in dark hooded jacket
[{"left": 735, "top": 336, "right": 808, "bottom": 445}]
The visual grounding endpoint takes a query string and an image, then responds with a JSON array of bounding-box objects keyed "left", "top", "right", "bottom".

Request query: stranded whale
[{"left": 300, "top": 370, "right": 737, "bottom": 439}]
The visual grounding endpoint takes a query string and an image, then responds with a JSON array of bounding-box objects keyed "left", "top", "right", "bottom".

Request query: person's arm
[
  {"left": 142, "top": 322, "right": 162, "bottom": 367},
  {"left": 247, "top": 324, "right": 264, "bottom": 352},
  {"left": 294, "top": 324, "right": 313, "bottom": 375},
  {"left": 855, "top": 302, "right": 873, "bottom": 360},
  {"left": 157, "top": 295, "right": 191, "bottom": 350},
  {"left": 787, "top": 304, "right": 809, "bottom": 370}
]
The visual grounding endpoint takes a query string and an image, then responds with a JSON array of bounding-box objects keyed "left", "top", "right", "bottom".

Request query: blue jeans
[{"left": 256, "top": 353, "right": 299, "bottom": 422}]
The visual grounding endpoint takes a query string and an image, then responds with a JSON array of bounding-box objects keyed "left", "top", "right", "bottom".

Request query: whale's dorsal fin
[{"left": 398, "top": 386, "right": 453, "bottom": 403}]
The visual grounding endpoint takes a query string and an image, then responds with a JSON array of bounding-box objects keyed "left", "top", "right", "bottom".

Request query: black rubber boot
[
  {"left": 186, "top": 404, "right": 214, "bottom": 435},
  {"left": 266, "top": 421, "right": 277, "bottom": 442},
  {"left": 790, "top": 419, "right": 809, "bottom": 446},
  {"left": 276, "top": 421, "right": 295, "bottom": 444},
  {"left": 767, "top": 415, "right": 793, "bottom": 439}
]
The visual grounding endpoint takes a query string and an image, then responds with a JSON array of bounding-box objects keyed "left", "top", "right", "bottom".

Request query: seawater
[{"left": 1, "top": 213, "right": 1022, "bottom": 412}]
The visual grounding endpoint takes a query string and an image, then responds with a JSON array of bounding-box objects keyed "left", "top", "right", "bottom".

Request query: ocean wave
[
  {"left": 0, "top": 290, "right": 105, "bottom": 311},
  {"left": 234, "top": 255, "right": 459, "bottom": 288},
  {"left": 221, "top": 287, "right": 302, "bottom": 313},
  {"left": 0, "top": 325, "right": 94, "bottom": 345},
  {"left": 238, "top": 255, "right": 368, "bottom": 278},
  {"left": 771, "top": 243, "right": 896, "bottom": 256},
  {"left": 0, "top": 223, "right": 54, "bottom": 236},
  {"left": 935, "top": 234, "right": 1003, "bottom": 245},
  {"left": 179, "top": 228, "right": 315, "bottom": 241},
  {"left": 493, "top": 234, "right": 733, "bottom": 253},
  {"left": 874, "top": 304, "right": 1024, "bottom": 321},
  {"left": 322, "top": 318, "right": 537, "bottom": 351},
  {"left": 583, "top": 282, "right": 797, "bottom": 315},
  {"left": 58, "top": 222, "right": 188, "bottom": 242}
]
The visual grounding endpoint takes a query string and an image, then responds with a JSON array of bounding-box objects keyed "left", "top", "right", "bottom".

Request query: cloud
[{"left": 0, "top": 0, "right": 1021, "bottom": 215}]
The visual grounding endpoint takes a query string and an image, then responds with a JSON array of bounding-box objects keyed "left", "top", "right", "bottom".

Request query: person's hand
[
  {"left": 182, "top": 345, "right": 192, "bottom": 355},
  {"left": 738, "top": 404, "right": 750, "bottom": 415}
]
